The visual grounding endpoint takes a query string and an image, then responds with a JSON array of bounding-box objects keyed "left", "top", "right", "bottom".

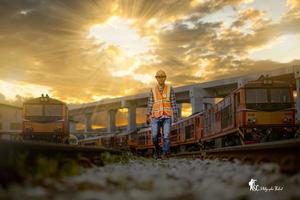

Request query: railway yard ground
[
  {"left": 1, "top": 139, "right": 300, "bottom": 200},
  {"left": 1, "top": 158, "right": 300, "bottom": 200}
]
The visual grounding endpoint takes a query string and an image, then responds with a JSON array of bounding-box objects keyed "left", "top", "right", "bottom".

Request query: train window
[
  {"left": 225, "top": 96, "right": 231, "bottom": 105},
  {"left": 171, "top": 129, "right": 177, "bottom": 136},
  {"left": 215, "top": 111, "right": 221, "bottom": 121},
  {"left": 246, "top": 89, "right": 267, "bottom": 103},
  {"left": 25, "top": 105, "right": 43, "bottom": 116},
  {"left": 270, "top": 88, "right": 291, "bottom": 103},
  {"left": 221, "top": 105, "right": 232, "bottom": 128},
  {"left": 185, "top": 125, "right": 194, "bottom": 139},
  {"left": 196, "top": 118, "right": 200, "bottom": 127},
  {"left": 45, "top": 105, "right": 62, "bottom": 116}
]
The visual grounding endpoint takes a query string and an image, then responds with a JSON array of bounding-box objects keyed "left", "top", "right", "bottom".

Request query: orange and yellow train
[
  {"left": 79, "top": 76, "right": 296, "bottom": 154},
  {"left": 201, "top": 75, "right": 295, "bottom": 149},
  {"left": 22, "top": 94, "right": 69, "bottom": 143}
]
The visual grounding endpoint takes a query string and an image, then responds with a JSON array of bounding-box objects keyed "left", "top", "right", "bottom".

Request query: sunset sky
[{"left": 0, "top": 0, "right": 300, "bottom": 106}]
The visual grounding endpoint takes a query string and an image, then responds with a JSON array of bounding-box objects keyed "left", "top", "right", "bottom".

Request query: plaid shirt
[{"left": 147, "top": 85, "right": 178, "bottom": 119}]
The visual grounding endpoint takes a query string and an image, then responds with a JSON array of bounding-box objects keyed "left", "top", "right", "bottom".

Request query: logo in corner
[
  {"left": 248, "top": 178, "right": 284, "bottom": 192},
  {"left": 249, "top": 179, "right": 258, "bottom": 191}
]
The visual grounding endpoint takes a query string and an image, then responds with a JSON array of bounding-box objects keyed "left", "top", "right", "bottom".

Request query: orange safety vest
[{"left": 152, "top": 84, "right": 173, "bottom": 118}]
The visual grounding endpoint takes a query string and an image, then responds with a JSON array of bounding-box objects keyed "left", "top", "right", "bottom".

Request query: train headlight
[
  {"left": 247, "top": 118, "right": 256, "bottom": 124},
  {"left": 246, "top": 128, "right": 252, "bottom": 133},
  {"left": 283, "top": 117, "right": 292, "bottom": 123}
]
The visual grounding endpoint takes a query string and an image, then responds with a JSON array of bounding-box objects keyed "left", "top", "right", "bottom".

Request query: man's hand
[
  {"left": 173, "top": 116, "right": 178, "bottom": 124},
  {"left": 146, "top": 114, "right": 151, "bottom": 125}
]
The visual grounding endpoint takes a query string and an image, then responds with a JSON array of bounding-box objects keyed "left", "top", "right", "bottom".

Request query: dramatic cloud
[{"left": 0, "top": 0, "right": 300, "bottom": 106}]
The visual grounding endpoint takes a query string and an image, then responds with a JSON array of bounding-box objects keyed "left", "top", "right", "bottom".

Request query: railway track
[
  {"left": 0, "top": 139, "right": 122, "bottom": 163},
  {"left": 0, "top": 139, "right": 124, "bottom": 185},
  {"left": 0, "top": 139, "right": 122, "bottom": 172},
  {"left": 0, "top": 139, "right": 121, "bottom": 155},
  {"left": 171, "top": 138, "right": 300, "bottom": 173}
]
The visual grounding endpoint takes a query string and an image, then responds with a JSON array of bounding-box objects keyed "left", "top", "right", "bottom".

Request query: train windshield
[
  {"left": 25, "top": 105, "right": 43, "bottom": 116},
  {"left": 45, "top": 105, "right": 62, "bottom": 116},
  {"left": 270, "top": 88, "right": 291, "bottom": 103},
  {"left": 245, "top": 89, "right": 268, "bottom": 103},
  {"left": 246, "top": 88, "right": 292, "bottom": 111},
  {"left": 25, "top": 104, "right": 63, "bottom": 121}
]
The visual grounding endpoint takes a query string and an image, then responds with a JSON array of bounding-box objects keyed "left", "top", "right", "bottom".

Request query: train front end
[
  {"left": 236, "top": 77, "right": 295, "bottom": 143},
  {"left": 22, "top": 95, "right": 69, "bottom": 143}
]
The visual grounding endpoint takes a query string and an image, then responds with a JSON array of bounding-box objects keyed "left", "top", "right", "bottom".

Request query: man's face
[{"left": 155, "top": 75, "right": 166, "bottom": 85}]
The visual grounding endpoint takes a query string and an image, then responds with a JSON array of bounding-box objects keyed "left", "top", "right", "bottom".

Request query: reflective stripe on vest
[{"left": 151, "top": 84, "right": 173, "bottom": 118}]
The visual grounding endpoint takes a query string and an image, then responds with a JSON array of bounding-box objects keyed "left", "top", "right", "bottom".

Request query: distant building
[{"left": 0, "top": 103, "right": 22, "bottom": 134}]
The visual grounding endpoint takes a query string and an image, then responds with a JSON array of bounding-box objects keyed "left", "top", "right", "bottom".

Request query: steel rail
[{"left": 170, "top": 139, "right": 300, "bottom": 173}]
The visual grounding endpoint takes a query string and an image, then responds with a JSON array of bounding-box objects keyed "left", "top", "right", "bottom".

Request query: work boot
[
  {"left": 155, "top": 152, "right": 161, "bottom": 160},
  {"left": 153, "top": 147, "right": 162, "bottom": 160},
  {"left": 153, "top": 140, "right": 162, "bottom": 160}
]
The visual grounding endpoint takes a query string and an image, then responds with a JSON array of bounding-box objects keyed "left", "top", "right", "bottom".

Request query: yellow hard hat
[{"left": 155, "top": 70, "right": 167, "bottom": 77}]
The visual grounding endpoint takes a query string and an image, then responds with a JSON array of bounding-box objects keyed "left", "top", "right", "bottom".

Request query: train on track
[
  {"left": 79, "top": 76, "right": 297, "bottom": 155},
  {"left": 22, "top": 94, "right": 70, "bottom": 143}
]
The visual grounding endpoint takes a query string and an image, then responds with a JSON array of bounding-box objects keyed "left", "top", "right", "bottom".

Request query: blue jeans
[{"left": 151, "top": 118, "right": 171, "bottom": 153}]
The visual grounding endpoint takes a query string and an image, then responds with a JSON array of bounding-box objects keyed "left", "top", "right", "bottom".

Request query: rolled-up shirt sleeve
[
  {"left": 170, "top": 87, "right": 178, "bottom": 118},
  {"left": 146, "top": 89, "right": 153, "bottom": 116}
]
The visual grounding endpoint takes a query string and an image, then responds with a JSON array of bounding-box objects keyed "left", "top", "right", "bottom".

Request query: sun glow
[
  {"left": 249, "top": 34, "right": 300, "bottom": 62},
  {"left": 195, "top": 58, "right": 211, "bottom": 78},
  {"left": 87, "top": 17, "right": 151, "bottom": 57},
  {"left": 0, "top": 80, "right": 52, "bottom": 101},
  {"left": 92, "top": 95, "right": 121, "bottom": 101},
  {"left": 87, "top": 16, "right": 155, "bottom": 85}
]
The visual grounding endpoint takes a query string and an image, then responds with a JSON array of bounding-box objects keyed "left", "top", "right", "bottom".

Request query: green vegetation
[
  {"left": 1, "top": 150, "right": 142, "bottom": 185},
  {"left": 5, "top": 152, "right": 81, "bottom": 183}
]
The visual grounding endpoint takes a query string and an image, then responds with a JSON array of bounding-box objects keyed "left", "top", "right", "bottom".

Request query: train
[
  {"left": 78, "top": 75, "right": 297, "bottom": 155},
  {"left": 22, "top": 94, "right": 70, "bottom": 143},
  {"left": 78, "top": 132, "right": 130, "bottom": 150}
]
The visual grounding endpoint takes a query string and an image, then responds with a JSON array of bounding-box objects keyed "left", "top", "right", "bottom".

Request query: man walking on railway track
[{"left": 146, "top": 70, "right": 178, "bottom": 159}]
